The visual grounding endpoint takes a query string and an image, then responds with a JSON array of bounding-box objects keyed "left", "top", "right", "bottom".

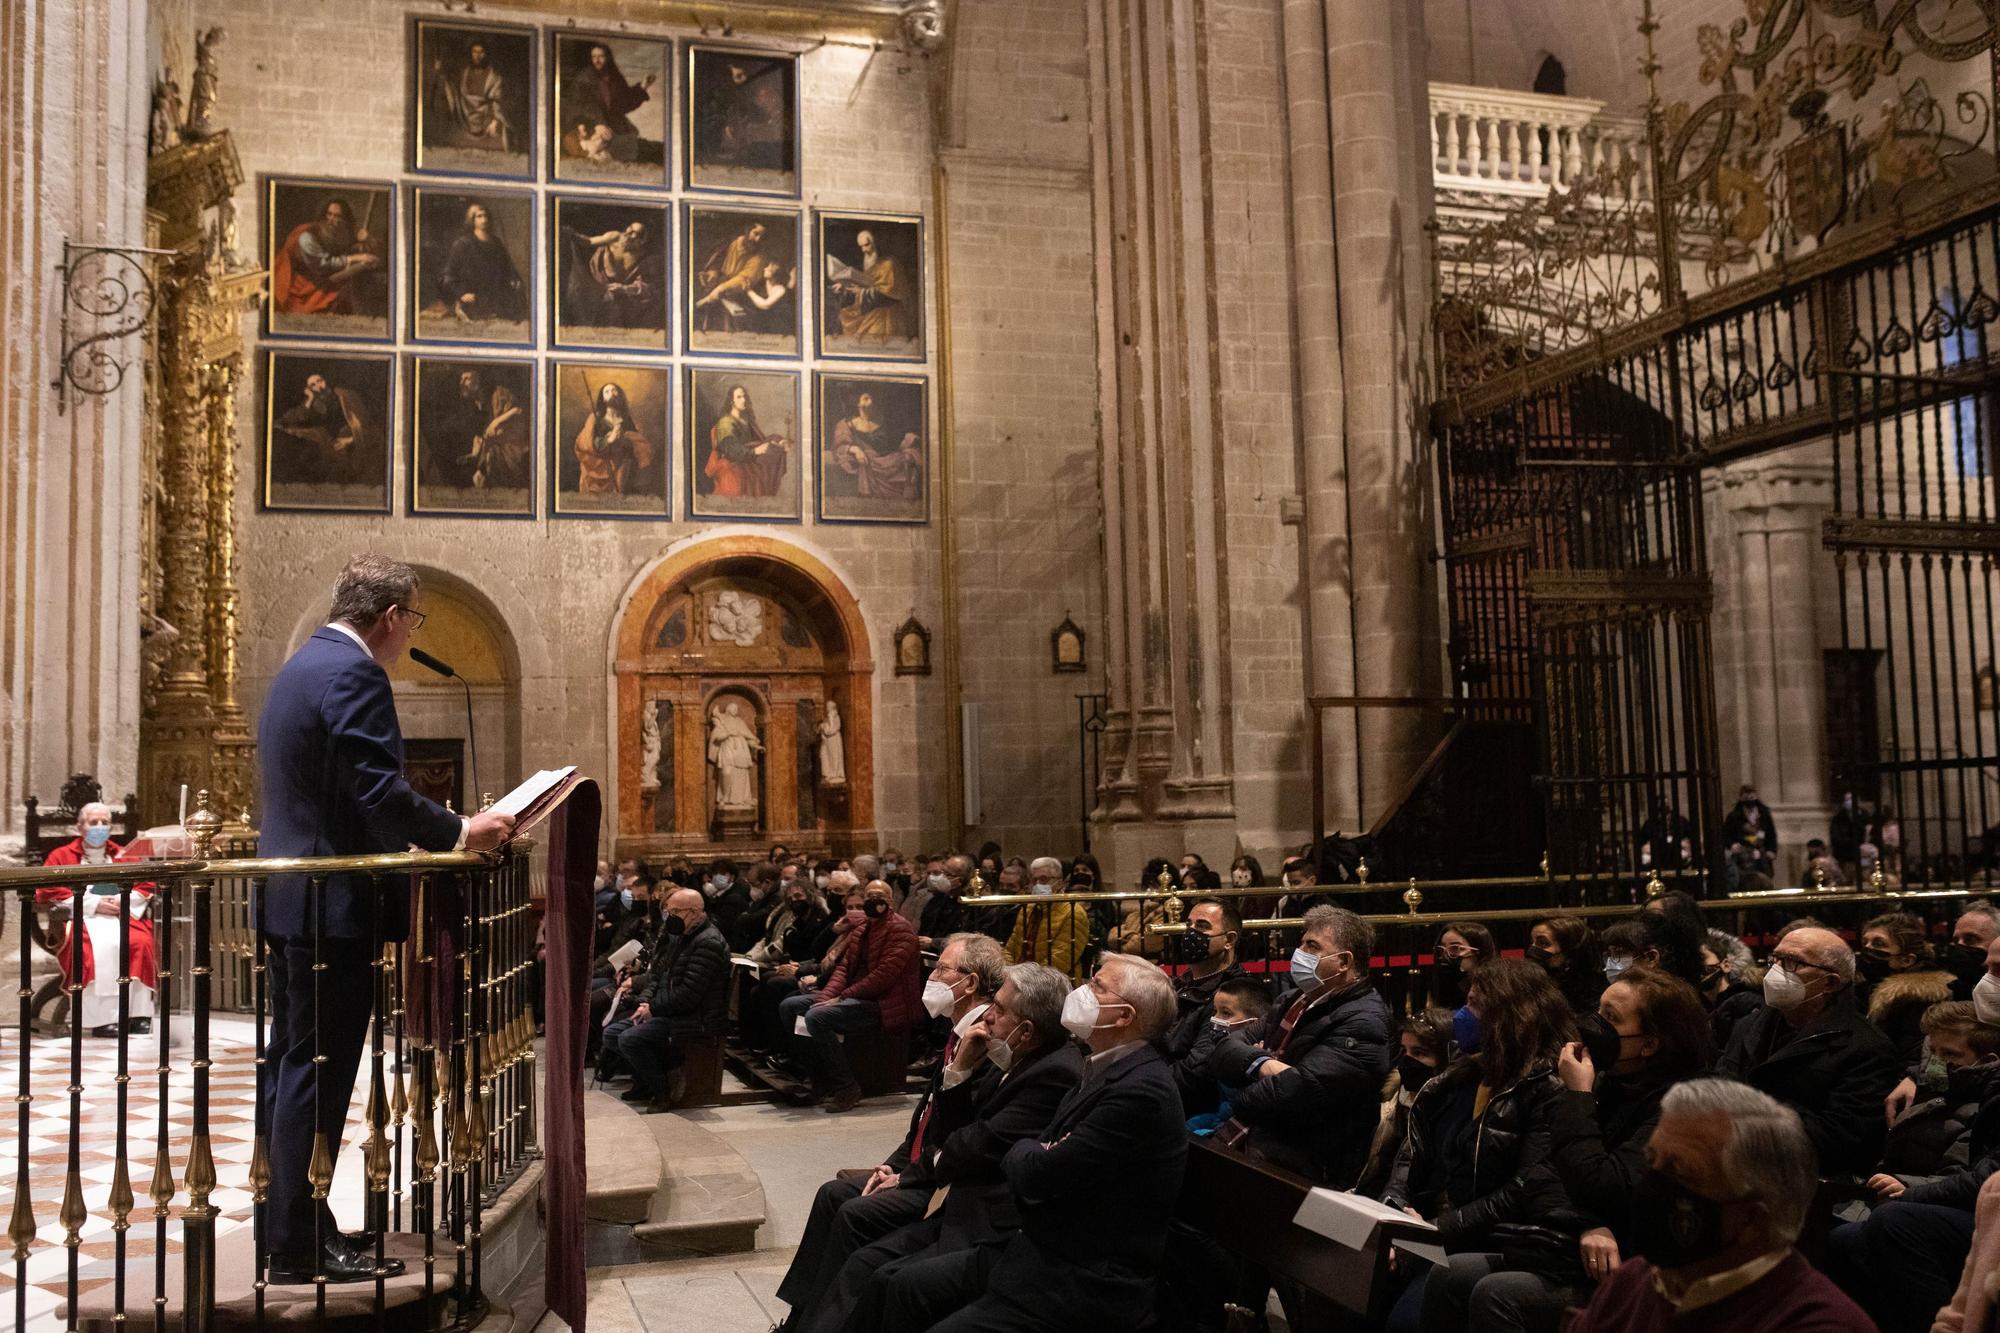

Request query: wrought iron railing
[{"left": 0, "top": 795, "right": 543, "bottom": 1333}]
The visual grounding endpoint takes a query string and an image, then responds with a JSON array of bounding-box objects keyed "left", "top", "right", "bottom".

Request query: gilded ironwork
[{"left": 1822, "top": 514, "right": 2000, "bottom": 554}]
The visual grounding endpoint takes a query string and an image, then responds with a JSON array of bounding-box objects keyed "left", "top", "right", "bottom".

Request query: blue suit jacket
[{"left": 256, "top": 627, "right": 463, "bottom": 940}]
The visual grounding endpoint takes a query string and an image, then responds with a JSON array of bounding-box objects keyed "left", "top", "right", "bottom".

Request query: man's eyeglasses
[
  {"left": 1771, "top": 954, "right": 1836, "bottom": 977},
  {"left": 398, "top": 606, "right": 428, "bottom": 629}
]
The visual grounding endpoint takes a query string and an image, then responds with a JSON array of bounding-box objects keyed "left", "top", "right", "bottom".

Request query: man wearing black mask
[
  {"left": 1571, "top": 1079, "right": 1873, "bottom": 1331},
  {"left": 1943, "top": 900, "right": 2000, "bottom": 1001},
  {"left": 1163, "top": 899, "right": 1247, "bottom": 1114},
  {"left": 610, "top": 888, "right": 729, "bottom": 1112}
]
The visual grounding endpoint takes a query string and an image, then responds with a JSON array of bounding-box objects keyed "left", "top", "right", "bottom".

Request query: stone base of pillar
[
  {"left": 1089, "top": 814, "right": 1241, "bottom": 894},
  {"left": 1768, "top": 801, "right": 1833, "bottom": 886}
]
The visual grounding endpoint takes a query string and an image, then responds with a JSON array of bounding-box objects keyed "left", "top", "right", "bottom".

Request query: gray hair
[
  {"left": 1028, "top": 856, "right": 1063, "bottom": 878},
  {"left": 827, "top": 869, "right": 859, "bottom": 893},
  {"left": 1705, "top": 928, "right": 1761, "bottom": 985},
  {"left": 75, "top": 802, "right": 113, "bottom": 826},
  {"left": 1659, "top": 1078, "right": 1817, "bottom": 1244},
  {"left": 1096, "top": 954, "right": 1178, "bottom": 1040},
  {"left": 945, "top": 932, "right": 1008, "bottom": 997},
  {"left": 850, "top": 854, "right": 881, "bottom": 881},
  {"left": 1300, "top": 904, "right": 1374, "bottom": 971},
  {"left": 1963, "top": 900, "right": 2000, "bottom": 933},
  {"left": 329, "top": 555, "right": 418, "bottom": 630},
  {"left": 1003, "top": 963, "right": 1071, "bottom": 1047}
]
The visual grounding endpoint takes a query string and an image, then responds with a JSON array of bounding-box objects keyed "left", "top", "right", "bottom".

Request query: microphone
[{"left": 409, "top": 648, "right": 481, "bottom": 811}]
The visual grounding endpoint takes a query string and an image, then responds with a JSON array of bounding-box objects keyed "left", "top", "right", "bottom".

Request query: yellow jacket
[{"left": 1004, "top": 898, "right": 1093, "bottom": 981}]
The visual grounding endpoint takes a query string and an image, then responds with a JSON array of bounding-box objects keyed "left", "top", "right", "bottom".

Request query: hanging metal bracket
[{"left": 51, "top": 239, "right": 177, "bottom": 415}]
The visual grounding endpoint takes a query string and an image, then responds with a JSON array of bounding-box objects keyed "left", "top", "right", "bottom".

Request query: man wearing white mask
[
  {"left": 1003, "top": 857, "right": 1090, "bottom": 981},
  {"left": 773, "top": 933, "right": 1006, "bottom": 1332},
  {"left": 920, "top": 954, "right": 1186, "bottom": 1332},
  {"left": 1205, "top": 904, "right": 1393, "bottom": 1185},
  {"left": 39, "top": 802, "right": 159, "bottom": 1036},
  {"left": 1716, "top": 924, "right": 1901, "bottom": 1178}
]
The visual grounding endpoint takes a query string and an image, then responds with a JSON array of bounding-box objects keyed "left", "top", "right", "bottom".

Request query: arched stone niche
[{"left": 613, "top": 537, "right": 875, "bottom": 858}]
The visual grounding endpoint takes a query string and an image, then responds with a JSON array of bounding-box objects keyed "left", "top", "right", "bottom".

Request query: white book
[
  {"left": 487, "top": 765, "right": 581, "bottom": 837},
  {"left": 1293, "top": 1187, "right": 1447, "bottom": 1267}
]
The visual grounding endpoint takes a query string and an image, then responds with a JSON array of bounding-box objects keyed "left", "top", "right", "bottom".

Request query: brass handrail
[{"left": 0, "top": 848, "right": 498, "bottom": 892}]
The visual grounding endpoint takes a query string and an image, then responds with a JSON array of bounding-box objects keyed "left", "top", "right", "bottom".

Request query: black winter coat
[
  {"left": 1717, "top": 988, "right": 1902, "bottom": 1178},
  {"left": 1167, "top": 962, "right": 1246, "bottom": 1115},
  {"left": 1708, "top": 980, "right": 1762, "bottom": 1053},
  {"left": 1209, "top": 979, "right": 1394, "bottom": 1186},
  {"left": 1394, "top": 1058, "right": 1588, "bottom": 1275},
  {"left": 635, "top": 919, "right": 729, "bottom": 1037},
  {"left": 1883, "top": 1057, "right": 2000, "bottom": 1181},
  {"left": 1544, "top": 1067, "right": 1673, "bottom": 1251}
]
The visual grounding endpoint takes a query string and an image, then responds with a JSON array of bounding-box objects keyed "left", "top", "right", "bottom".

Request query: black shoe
[
  {"left": 620, "top": 1086, "right": 653, "bottom": 1104},
  {"left": 128, "top": 1018, "right": 151, "bottom": 1035},
  {"left": 642, "top": 1096, "right": 677, "bottom": 1114},
  {"left": 267, "top": 1238, "right": 405, "bottom": 1285},
  {"left": 667, "top": 1067, "right": 688, "bottom": 1104},
  {"left": 89, "top": 1024, "right": 120, "bottom": 1038}
]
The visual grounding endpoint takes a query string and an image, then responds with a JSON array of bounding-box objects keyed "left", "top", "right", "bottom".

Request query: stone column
[
  {"left": 1085, "top": 0, "right": 1238, "bottom": 881},
  {"left": 1716, "top": 452, "right": 1835, "bottom": 872},
  {"left": 0, "top": 0, "right": 152, "bottom": 850}
]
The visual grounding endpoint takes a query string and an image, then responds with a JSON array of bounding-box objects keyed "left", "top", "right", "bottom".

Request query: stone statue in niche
[
  {"left": 707, "top": 590, "right": 764, "bottom": 647},
  {"left": 184, "top": 27, "right": 226, "bottom": 142},
  {"left": 640, "top": 704, "right": 663, "bottom": 792},
  {"left": 817, "top": 700, "right": 846, "bottom": 787},
  {"left": 149, "top": 77, "right": 183, "bottom": 155},
  {"left": 708, "top": 700, "right": 763, "bottom": 812}
]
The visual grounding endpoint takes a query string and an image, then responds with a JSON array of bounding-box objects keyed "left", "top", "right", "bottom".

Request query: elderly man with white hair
[
  {"left": 1002, "top": 856, "right": 1091, "bottom": 981},
  {"left": 39, "top": 802, "right": 158, "bottom": 1036},
  {"left": 1715, "top": 923, "right": 1902, "bottom": 1178},
  {"left": 1572, "top": 1079, "right": 1873, "bottom": 1330}
]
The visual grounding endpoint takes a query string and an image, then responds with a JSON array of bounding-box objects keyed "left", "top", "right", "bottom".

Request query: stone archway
[{"left": 612, "top": 537, "right": 875, "bottom": 858}]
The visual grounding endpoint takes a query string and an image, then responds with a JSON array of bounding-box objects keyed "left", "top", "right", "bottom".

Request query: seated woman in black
[
  {"left": 1381, "top": 958, "right": 1581, "bottom": 1333},
  {"left": 1529, "top": 914, "right": 1605, "bottom": 1016},
  {"left": 1430, "top": 920, "right": 1497, "bottom": 1011}
]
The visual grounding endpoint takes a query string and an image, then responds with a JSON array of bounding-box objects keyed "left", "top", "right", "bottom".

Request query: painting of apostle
[
  {"left": 553, "top": 33, "right": 667, "bottom": 185},
  {"left": 410, "top": 357, "right": 535, "bottom": 516},
  {"left": 412, "top": 188, "right": 534, "bottom": 346},
  {"left": 686, "top": 205, "right": 799, "bottom": 356},
  {"left": 818, "top": 213, "right": 923, "bottom": 360},
  {"left": 551, "top": 361, "right": 671, "bottom": 518},
  {"left": 262, "top": 349, "right": 392, "bottom": 513},
  {"left": 818, "top": 373, "right": 928, "bottom": 523},
  {"left": 413, "top": 19, "right": 534, "bottom": 178},
  {"left": 688, "top": 367, "right": 800, "bottom": 522},
  {"left": 554, "top": 197, "right": 670, "bottom": 351},
  {"left": 686, "top": 45, "right": 798, "bottom": 196},
  {"left": 265, "top": 178, "right": 392, "bottom": 340}
]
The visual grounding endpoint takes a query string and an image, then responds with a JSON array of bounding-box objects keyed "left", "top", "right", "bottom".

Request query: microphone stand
[{"left": 410, "top": 648, "right": 481, "bottom": 809}]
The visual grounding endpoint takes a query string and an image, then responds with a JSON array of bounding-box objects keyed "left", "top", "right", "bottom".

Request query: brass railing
[{"left": 0, "top": 793, "right": 542, "bottom": 1333}]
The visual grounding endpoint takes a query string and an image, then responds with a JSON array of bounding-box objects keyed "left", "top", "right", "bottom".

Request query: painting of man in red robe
[{"left": 265, "top": 180, "right": 391, "bottom": 337}]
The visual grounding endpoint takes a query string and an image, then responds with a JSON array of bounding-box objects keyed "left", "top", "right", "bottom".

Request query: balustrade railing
[
  {"left": 0, "top": 793, "right": 543, "bottom": 1333},
  {"left": 1429, "top": 81, "right": 1650, "bottom": 202}
]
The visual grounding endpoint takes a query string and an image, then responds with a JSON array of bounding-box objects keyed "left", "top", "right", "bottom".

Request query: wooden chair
[
  {"left": 676, "top": 1034, "right": 728, "bottom": 1108},
  {"left": 847, "top": 1027, "right": 913, "bottom": 1098},
  {"left": 18, "top": 774, "right": 139, "bottom": 1032}
]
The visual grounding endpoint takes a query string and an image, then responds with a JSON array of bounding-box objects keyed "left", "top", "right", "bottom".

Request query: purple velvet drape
[{"left": 540, "top": 780, "right": 598, "bottom": 1333}]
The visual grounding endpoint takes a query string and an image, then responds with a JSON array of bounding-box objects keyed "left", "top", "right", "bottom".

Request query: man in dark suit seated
[
  {"left": 823, "top": 961, "right": 1086, "bottom": 1333},
  {"left": 1207, "top": 904, "right": 1394, "bottom": 1185},
  {"left": 773, "top": 933, "right": 1008, "bottom": 1331},
  {"left": 927, "top": 953, "right": 1189, "bottom": 1333},
  {"left": 605, "top": 887, "right": 729, "bottom": 1112},
  {"left": 257, "top": 555, "right": 514, "bottom": 1284}
]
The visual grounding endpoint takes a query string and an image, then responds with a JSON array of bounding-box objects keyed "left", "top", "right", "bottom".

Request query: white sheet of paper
[
  {"left": 488, "top": 766, "right": 578, "bottom": 819},
  {"left": 1292, "top": 1187, "right": 1439, "bottom": 1251},
  {"left": 607, "top": 939, "right": 642, "bottom": 971},
  {"left": 1394, "top": 1240, "right": 1449, "bottom": 1268},
  {"left": 794, "top": 1014, "right": 809, "bottom": 1036}
]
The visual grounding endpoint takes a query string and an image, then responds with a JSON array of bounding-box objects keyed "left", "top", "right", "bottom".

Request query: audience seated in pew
[
  {"left": 600, "top": 887, "right": 730, "bottom": 1112},
  {"left": 1943, "top": 900, "right": 2000, "bottom": 1001},
  {"left": 1356, "top": 1007, "right": 1454, "bottom": 1199},
  {"left": 1528, "top": 913, "right": 1605, "bottom": 1016},
  {"left": 744, "top": 884, "right": 852, "bottom": 1063},
  {"left": 1858, "top": 1000, "right": 2000, "bottom": 1205},
  {"left": 1701, "top": 926, "right": 1764, "bottom": 1053},
  {"left": 1179, "top": 977, "right": 1273, "bottom": 1122},
  {"left": 776, "top": 878, "right": 925, "bottom": 1112},
  {"left": 1856, "top": 911, "right": 1956, "bottom": 1064},
  {"left": 1164, "top": 899, "right": 1250, "bottom": 1115}
]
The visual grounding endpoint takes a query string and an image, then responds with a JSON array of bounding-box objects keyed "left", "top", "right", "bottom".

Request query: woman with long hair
[
  {"left": 1431, "top": 920, "right": 1497, "bottom": 1009},
  {"left": 1385, "top": 959, "right": 1584, "bottom": 1332},
  {"left": 1530, "top": 914, "right": 1605, "bottom": 1015}
]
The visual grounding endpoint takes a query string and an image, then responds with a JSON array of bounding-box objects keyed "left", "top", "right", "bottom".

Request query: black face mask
[
  {"left": 1395, "top": 1055, "right": 1436, "bottom": 1093},
  {"left": 1947, "top": 942, "right": 1988, "bottom": 983},
  {"left": 1525, "top": 945, "right": 1556, "bottom": 973},
  {"left": 1699, "top": 965, "right": 1724, "bottom": 991},
  {"left": 864, "top": 899, "right": 889, "bottom": 919},
  {"left": 1175, "top": 931, "right": 1214, "bottom": 965},
  {"left": 1857, "top": 950, "right": 1894, "bottom": 984},
  {"left": 1577, "top": 1010, "right": 1625, "bottom": 1074},
  {"left": 1629, "top": 1170, "right": 1738, "bottom": 1269},
  {"left": 662, "top": 915, "right": 687, "bottom": 938}
]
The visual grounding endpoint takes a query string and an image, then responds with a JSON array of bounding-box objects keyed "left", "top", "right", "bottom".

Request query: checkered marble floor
[{"left": 0, "top": 1018, "right": 379, "bottom": 1330}]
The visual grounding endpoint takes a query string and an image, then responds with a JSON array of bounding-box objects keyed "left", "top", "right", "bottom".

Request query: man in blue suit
[{"left": 257, "top": 555, "right": 514, "bottom": 1283}]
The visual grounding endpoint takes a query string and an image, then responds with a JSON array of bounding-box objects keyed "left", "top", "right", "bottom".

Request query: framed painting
[
  {"left": 261, "top": 348, "right": 394, "bottom": 513},
  {"left": 684, "top": 203, "right": 799, "bottom": 357},
  {"left": 408, "top": 355, "right": 537, "bottom": 517},
  {"left": 411, "top": 18, "right": 536, "bottom": 180},
  {"left": 815, "top": 372, "right": 928, "bottom": 524},
  {"left": 551, "top": 31, "right": 669, "bottom": 187},
  {"left": 685, "top": 43, "right": 799, "bottom": 197},
  {"left": 550, "top": 360, "right": 672, "bottom": 519},
  {"left": 1052, "top": 616, "right": 1087, "bottom": 673},
  {"left": 687, "top": 366, "right": 801, "bottom": 522},
  {"left": 816, "top": 211, "right": 924, "bottom": 361},
  {"left": 410, "top": 186, "right": 536, "bottom": 348},
  {"left": 263, "top": 176, "right": 394, "bottom": 342},
  {"left": 552, "top": 195, "right": 670, "bottom": 352}
]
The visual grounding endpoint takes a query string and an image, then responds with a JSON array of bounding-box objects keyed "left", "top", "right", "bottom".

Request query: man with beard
[
  {"left": 694, "top": 221, "right": 780, "bottom": 332},
  {"left": 273, "top": 198, "right": 381, "bottom": 316},
  {"left": 429, "top": 368, "right": 490, "bottom": 489},
  {"left": 565, "top": 43, "right": 655, "bottom": 156},
  {"left": 276, "top": 373, "right": 366, "bottom": 486},
  {"left": 428, "top": 39, "right": 512, "bottom": 151},
  {"left": 830, "top": 390, "right": 921, "bottom": 502},
  {"left": 438, "top": 203, "right": 525, "bottom": 324},
  {"left": 563, "top": 220, "right": 659, "bottom": 329},
  {"left": 828, "top": 229, "right": 911, "bottom": 342}
]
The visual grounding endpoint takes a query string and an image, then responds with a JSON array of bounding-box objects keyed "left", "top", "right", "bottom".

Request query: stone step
[
  {"left": 581, "top": 1085, "right": 765, "bottom": 1267},
  {"left": 584, "top": 1086, "right": 666, "bottom": 1224}
]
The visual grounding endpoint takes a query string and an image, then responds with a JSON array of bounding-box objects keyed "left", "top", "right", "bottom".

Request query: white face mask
[
  {"left": 1061, "top": 985, "right": 1131, "bottom": 1042},
  {"left": 1975, "top": 974, "right": 2000, "bottom": 1028},
  {"left": 987, "top": 1025, "right": 1023, "bottom": 1072},
  {"left": 1763, "top": 964, "right": 1812, "bottom": 1012},
  {"left": 1211, "top": 1015, "right": 1253, "bottom": 1033},
  {"left": 1231, "top": 870, "right": 1252, "bottom": 887},
  {"left": 1030, "top": 882, "right": 1056, "bottom": 896},
  {"left": 1290, "top": 946, "right": 1325, "bottom": 985},
  {"left": 922, "top": 977, "right": 962, "bottom": 1019},
  {"left": 927, "top": 873, "right": 949, "bottom": 891}
]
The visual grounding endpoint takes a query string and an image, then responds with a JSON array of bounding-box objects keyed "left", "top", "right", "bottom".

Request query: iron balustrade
[{"left": 0, "top": 800, "right": 543, "bottom": 1333}]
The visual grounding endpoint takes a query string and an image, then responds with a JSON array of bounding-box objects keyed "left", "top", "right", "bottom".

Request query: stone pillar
[
  {"left": 1085, "top": 0, "right": 1238, "bottom": 882},
  {"left": 1325, "top": 0, "right": 1441, "bottom": 822},
  {"left": 1716, "top": 453, "right": 1835, "bottom": 873},
  {"left": 0, "top": 0, "right": 152, "bottom": 850}
]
